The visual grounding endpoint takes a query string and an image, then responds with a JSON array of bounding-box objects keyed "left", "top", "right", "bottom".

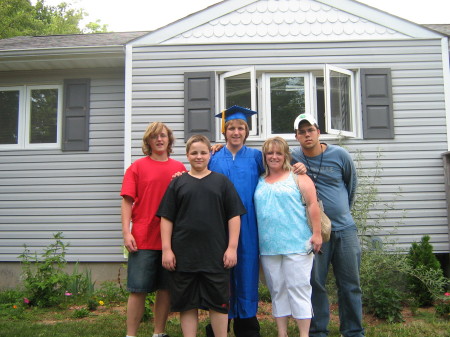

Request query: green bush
[
  {"left": 18, "top": 232, "right": 71, "bottom": 307},
  {"left": 360, "top": 248, "right": 407, "bottom": 322},
  {"left": 18, "top": 232, "right": 96, "bottom": 308},
  {"left": 406, "top": 235, "right": 443, "bottom": 306},
  {"left": 435, "top": 292, "right": 450, "bottom": 320}
]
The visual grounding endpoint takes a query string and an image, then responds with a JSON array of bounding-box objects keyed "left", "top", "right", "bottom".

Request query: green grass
[{"left": 1, "top": 303, "right": 448, "bottom": 337}]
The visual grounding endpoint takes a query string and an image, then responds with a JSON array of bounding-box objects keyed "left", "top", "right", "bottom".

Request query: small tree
[{"left": 407, "top": 235, "right": 443, "bottom": 306}]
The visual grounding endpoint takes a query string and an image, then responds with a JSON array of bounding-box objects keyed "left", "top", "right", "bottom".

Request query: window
[
  {"left": 0, "top": 85, "right": 62, "bottom": 149},
  {"left": 219, "top": 67, "right": 258, "bottom": 135},
  {"left": 217, "top": 65, "right": 360, "bottom": 139}
]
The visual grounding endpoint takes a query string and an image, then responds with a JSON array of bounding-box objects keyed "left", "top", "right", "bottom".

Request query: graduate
[{"left": 207, "top": 105, "right": 264, "bottom": 337}]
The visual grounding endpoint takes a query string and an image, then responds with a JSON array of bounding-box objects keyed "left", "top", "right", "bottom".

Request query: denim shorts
[{"left": 126, "top": 249, "right": 169, "bottom": 293}]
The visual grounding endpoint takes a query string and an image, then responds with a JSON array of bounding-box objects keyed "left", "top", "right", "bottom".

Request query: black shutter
[
  {"left": 184, "top": 72, "right": 216, "bottom": 142},
  {"left": 361, "top": 69, "right": 394, "bottom": 139},
  {"left": 62, "top": 79, "right": 90, "bottom": 151}
]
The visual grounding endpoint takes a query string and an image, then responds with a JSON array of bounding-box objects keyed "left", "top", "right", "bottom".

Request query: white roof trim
[
  {"left": 441, "top": 37, "right": 450, "bottom": 151},
  {"left": 318, "top": 0, "right": 443, "bottom": 38},
  {"left": 130, "top": 0, "right": 257, "bottom": 45},
  {"left": 128, "top": 0, "right": 443, "bottom": 47},
  {"left": 124, "top": 44, "right": 133, "bottom": 170}
]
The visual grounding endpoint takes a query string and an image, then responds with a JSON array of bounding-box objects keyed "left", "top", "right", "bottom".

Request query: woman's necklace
[{"left": 302, "top": 144, "right": 323, "bottom": 185}]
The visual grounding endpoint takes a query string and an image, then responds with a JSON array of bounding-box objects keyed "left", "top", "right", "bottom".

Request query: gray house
[{"left": 1, "top": 0, "right": 449, "bottom": 287}]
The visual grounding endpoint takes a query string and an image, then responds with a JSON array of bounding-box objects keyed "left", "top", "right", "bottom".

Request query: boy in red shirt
[{"left": 120, "top": 122, "right": 186, "bottom": 337}]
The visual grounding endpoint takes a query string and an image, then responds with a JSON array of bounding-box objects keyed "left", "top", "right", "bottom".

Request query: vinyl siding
[
  {"left": 0, "top": 68, "right": 125, "bottom": 262},
  {"left": 130, "top": 38, "right": 448, "bottom": 252}
]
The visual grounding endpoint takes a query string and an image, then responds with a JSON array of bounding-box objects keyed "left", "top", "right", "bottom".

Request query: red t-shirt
[{"left": 120, "top": 156, "right": 186, "bottom": 249}]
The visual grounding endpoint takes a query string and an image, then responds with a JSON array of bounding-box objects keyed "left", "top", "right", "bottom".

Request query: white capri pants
[{"left": 261, "top": 253, "right": 314, "bottom": 319}]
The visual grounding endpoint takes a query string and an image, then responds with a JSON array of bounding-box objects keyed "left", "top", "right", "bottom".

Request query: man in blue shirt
[{"left": 291, "top": 114, "right": 365, "bottom": 337}]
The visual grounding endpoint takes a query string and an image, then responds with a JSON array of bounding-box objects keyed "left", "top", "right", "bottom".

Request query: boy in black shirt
[{"left": 157, "top": 134, "right": 245, "bottom": 337}]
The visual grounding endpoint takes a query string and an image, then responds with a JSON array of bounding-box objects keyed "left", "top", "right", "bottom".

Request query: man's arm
[
  {"left": 223, "top": 215, "right": 240, "bottom": 268},
  {"left": 342, "top": 150, "right": 358, "bottom": 208},
  {"left": 121, "top": 195, "right": 137, "bottom": 252}
]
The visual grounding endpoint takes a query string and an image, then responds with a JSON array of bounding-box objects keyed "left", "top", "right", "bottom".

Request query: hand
[
  {"left": 223, "top": 248, "right": 237, "bottom": 268},
  {"left": 162, "top": 250, "right": 176, "bottom": 271},
  {"left": 211, "top": 143, "right": 224, "bottom": 154},
  {"left": 171, "top": 171, "right": 185, "bottom": 180},
  {"left": 310, "top": 233, "right": 323, "bottom": 254},
  {"left": 123, "top": 233, "right": 138, "bottom": 252},
  {"left": 292, "top": 162, "right": 307, "bottom": 175}
]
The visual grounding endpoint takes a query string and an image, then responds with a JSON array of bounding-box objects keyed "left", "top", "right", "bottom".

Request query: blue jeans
[{"left": 309, "top": 228, "right": 365, "bottom": 337}]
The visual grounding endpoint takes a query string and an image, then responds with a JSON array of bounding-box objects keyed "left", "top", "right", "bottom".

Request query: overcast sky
[{"left": 37, "top": 0, "right": 450, "bottom": 32}]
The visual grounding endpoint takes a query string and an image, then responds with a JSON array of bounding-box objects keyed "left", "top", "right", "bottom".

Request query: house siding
[
  {"left": 0, "top": 68, "right": 125, "bottom": 262},
  {"left": 130, "top": 38, "right": 448, "bottom": 252}
]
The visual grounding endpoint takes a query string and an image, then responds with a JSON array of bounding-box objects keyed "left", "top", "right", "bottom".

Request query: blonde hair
[
  {"left": 142, "top": 122, "right": 175, "bottom": 156},
  {"left": 223, "top": 119, "right": 249, "bottom": 144},
  {"left": 185, "top": 134, "right": 211, "bottom": 153},
  {"left": 261, "top": 137, "right": 292, "bottom": 176}
]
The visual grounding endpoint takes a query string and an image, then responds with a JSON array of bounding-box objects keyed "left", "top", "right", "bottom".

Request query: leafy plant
[
  {"left": 142, "top": 294, "right": 156, "bottom": 321},
  {"left": 94, "top": 281, "right": 128, "bottom": 304},
  {"left": 360, "top": 247, "right": 407, "bottom": 322},
  {"left": 406, "top": 235, "right": 444, "bottom": 306},
  {"left": 435, "top": 292, "right": 450, "bottom": 320},
  {"left": 72, "top": 307, "right": 90, "bottom": 319},
  {"left": 18, "top": 232, "right": 71, "bottom": 307}
]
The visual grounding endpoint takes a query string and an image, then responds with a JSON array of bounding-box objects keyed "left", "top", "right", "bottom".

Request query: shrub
[
  {"left": 406, "top": 235, "right": 443, "bottom": 306},
  {"left": 435, "top": 292, "right": 450, "bottom": 320},
  {"left": 360, "top": 248, "right": 407, "bottom": 322},
  {"left": 18, "top": 232, "right": 71, "bottom": 307}
]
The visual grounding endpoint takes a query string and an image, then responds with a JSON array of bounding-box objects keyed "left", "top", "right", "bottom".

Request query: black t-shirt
[{"left": 157, "top": 171, "right": 246, "bottom": 273}]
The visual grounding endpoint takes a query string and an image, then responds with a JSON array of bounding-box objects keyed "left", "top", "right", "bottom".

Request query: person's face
[
  {"left": 295, "top": 122, "right": 320, "bottom": 149},
  {"left": 187, "top": 141, "right": 210, "bottom": 171},
  {"left": 225, "top": 120, "right": 247, "bottom": 148},
  {"left": 265, "top": 144, "right": 285, "bottom": 171},
  {"left": 148, "top": 127, "right": 169, "bottom": 154}
]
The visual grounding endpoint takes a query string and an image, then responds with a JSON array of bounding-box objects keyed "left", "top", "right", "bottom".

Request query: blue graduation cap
[{"left": 215, "top": 105, "right": 257, "bottom": 132}]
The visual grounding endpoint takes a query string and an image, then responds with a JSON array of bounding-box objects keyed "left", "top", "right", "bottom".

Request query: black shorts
[
  {"left": 169, "top": 271, "right": 230, "bottom": 314},
  {"left": 127, "top": 249, "right": 169, "bottom": 293}
]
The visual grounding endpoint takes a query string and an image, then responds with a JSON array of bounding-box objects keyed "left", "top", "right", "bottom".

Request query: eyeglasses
[
  {"left": 297, "top": 127, "right": 317, "bottom": 136},
  {"left": 150, "top": 133, "right": 168, "bottom": 139}
]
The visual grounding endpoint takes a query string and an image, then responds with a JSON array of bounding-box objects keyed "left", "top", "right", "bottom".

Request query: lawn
[{"left": 1, "top": 300, "right": 448, "bottom": 337}]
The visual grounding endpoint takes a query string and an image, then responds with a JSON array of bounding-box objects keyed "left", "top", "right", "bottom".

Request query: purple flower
[
  {"left": 23, "top": 298, "right": 30, "bottom": 304},
  {"left": 65, "top": 292, "right": 72, "bottom": 296}
]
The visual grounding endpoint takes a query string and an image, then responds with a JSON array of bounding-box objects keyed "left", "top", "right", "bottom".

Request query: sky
[{"left": 38, "top": 0, "right": 450, "bottom": 32}]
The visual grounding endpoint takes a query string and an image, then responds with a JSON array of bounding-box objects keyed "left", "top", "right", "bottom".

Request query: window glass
[
  {"left": 29, "top": 88, "right": 58, "bottom": 144},
  {"left": 0, "top": 90, "right": 20, "bottom": 144},
  {"left": 329, "top": 70, "right": 351, "bottom": 132},
  {"left": 270, "top": 76, "right": 305, "bottom": 134}
]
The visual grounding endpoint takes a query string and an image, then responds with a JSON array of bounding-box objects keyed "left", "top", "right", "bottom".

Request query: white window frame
[
  {"left": 218, "top": 67, "right": 257, "bottom": 139},
  {"left": 0, "top": 84, "right": 63, "bottom": 150},
  {"left": 216, "top": 65, "right": 360, "bottom": 140},
  {"left": 262, "top": 72, "right": 312, "bottom": 139},
  {"left": 324, "top": 64, "right": 357, "bottom": 138}
]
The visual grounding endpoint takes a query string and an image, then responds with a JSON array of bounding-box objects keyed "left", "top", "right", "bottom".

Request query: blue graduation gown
[{"left": 209, "top": 145, "right": 264, "bottom": 319}]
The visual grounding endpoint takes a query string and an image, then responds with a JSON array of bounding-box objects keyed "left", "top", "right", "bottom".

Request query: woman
[{"left": 254, "top": 137, "right": 322, "bottom": 337}]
